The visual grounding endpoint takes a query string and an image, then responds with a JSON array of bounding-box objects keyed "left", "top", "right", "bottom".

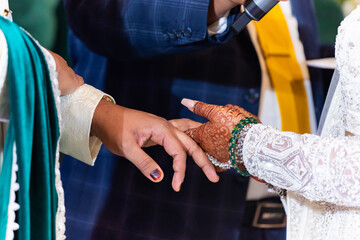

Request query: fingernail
[
  {"left": 177, "top": 183, "right": 182, "bottom": 192},
  {"left": 181, "top": 98, "right": 195, "bottom": 110},
  {"left": 150, "top": 169, "right": 161, "bottom": 181}
]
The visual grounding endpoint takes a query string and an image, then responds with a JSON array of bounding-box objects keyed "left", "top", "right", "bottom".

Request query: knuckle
[
  {"left": 113, "top": 142, "right": 126, "bottom": 156},
  {"left": 173, "top": 160, "right": 186, "bottom": 173},
  {"left": 157, "top": 119, "right": 170, "bottom": 131},
  {"left": 138, "top": 157, "right": 154, "bottom": 171},
  {"left": 187, "top": 144, "right": 200, "bottom": 157},
  {"left": 77, "top": 75, "right": 84, "bottom": 85},
  {"left": 183, "top": 118, "right": 194, "bottom": 127},
  {"left": 194, "top": 102, "right": 204, "bottom": 114},
  {"left": 168, "top": 119, "right": 176, "bottom": 125}
]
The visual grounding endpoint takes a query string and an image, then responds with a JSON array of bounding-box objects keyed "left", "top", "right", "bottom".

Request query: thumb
[
  {"left": 124, "top": 144, "right": 164, "bottom": 183},
  {"left": 185, "top": 126, "right": 202, "bottom": 144}
]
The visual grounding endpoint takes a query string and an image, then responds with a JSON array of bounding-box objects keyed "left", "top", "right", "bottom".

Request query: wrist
[
  {"left": 90, "top": 97, "right": 116, "bottom": 137},
  {"left": 234, "top": 123, "right": 256, "bottom": 170},
  {"left": 229, "top": 117, "right": 259, "bottom": 176},
  {"left": 233, "top": 122, "right": 266, "bottom": 183}
]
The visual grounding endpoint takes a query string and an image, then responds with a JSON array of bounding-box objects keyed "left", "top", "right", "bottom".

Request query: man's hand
[
  {"left": 207, "top": 0, "right": 245, "bottom": 25},
  {"left": 207, "top": 0, "right": 287, "bottom": 25},
  {"left": 91, "top": 99, "right": 219, "bottom": 192},
  {"left": 48, "top": 50, "right": 84, "bottom": 96}
]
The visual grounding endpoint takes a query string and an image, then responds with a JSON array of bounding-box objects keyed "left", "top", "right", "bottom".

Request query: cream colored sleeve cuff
[{"left": 60, "top": 84, "right": 115, "bottom": 165}]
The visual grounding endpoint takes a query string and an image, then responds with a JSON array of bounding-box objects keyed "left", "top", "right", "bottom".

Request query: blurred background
[
  {"left": 7, "top": 1, "right": 360, "bottom": 239},
  {"left": 9, "top": 0, "right": 359, "bottom": 105},
  {"left": 9, "top": 0, "right": 359, "bottom": 58}
]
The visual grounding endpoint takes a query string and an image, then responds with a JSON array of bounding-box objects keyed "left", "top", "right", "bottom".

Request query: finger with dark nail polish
[{"left": 150, "top": 169, "right": 162, "bottom": 181}]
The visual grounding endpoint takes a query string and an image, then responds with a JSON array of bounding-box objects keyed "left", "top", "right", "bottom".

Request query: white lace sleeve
[
  {"left": 60, "top": 84, "right": 114, "bottom": 165},
  {"left": 243, "top": 124, "right": 360, "bottom": 207}
]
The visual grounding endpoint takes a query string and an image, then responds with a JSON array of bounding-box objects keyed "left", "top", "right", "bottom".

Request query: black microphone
[{"left": 231, "top": 0, "right": 279, "bottom": 34}]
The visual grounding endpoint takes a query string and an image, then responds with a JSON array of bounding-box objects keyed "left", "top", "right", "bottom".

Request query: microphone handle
[{"left": 231, "top": 0, "right": 279, "bottom": 34}]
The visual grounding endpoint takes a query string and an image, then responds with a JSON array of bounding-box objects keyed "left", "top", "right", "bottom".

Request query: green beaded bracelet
[{"left": 229, "top": 117, "right": 259, "bottom": 176}]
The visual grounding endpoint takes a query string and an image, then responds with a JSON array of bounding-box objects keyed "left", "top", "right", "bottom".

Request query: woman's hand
[
  {"left": 91, "top": 99, "right": 219, "bottom": 191},
  {"left": 181, "top": 98, "right": 259, "bottom": 171},
  {"left": 48, "top": 50, "right": 84, "bottom": 96}
]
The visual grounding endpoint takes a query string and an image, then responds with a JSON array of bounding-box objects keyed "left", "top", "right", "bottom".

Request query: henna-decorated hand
[{"left": 181, "top": 98, "right": 259, "bottom": 172}]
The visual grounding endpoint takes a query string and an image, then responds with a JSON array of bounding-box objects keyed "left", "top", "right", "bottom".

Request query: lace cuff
[
  {"left": 60, "top": 84, "right": 114, "bottom": 165},
  {"left": 242, "top": 124, "right": 360, "bottom": 207}
]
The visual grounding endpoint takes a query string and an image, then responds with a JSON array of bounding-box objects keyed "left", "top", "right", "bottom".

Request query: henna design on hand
[{"left": 185, "top": 101, "right": 259, "bottom": 172}]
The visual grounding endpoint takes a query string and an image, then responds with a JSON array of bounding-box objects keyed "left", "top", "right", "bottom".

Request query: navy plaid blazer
[
  {"left": 59, "top": 0, "right": 296, "bottom": 239},
  {"left": 61, "top": 32, "right": 268, "bottom": 240},
  {"left": 64, "top": 0, "right": 239, "bottom": 59}
]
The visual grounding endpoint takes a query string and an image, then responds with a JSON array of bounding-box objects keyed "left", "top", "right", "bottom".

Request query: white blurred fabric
[{"left": 243, "top": 5, "right": 360, "bottom": 239}]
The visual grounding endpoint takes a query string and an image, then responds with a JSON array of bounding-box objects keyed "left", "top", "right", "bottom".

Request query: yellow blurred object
[
  {"left": 253, "top": 4, "right": 311, "bottom": 134},
  {"left": 342, "top": 0, "right": 360, "bottom": 15}
]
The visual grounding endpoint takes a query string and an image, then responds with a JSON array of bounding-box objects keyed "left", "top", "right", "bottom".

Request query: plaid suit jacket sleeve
[{"left": 64, "top": 0, "right": 239, "bottom": 60}]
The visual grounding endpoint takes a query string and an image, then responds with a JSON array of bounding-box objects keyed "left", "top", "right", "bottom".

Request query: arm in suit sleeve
[
  {"left": 64, "top": 0, "right": 239, "bottom": 60},
  {"left": 60, "top": 84, "right": 115, "bottom": 165}
]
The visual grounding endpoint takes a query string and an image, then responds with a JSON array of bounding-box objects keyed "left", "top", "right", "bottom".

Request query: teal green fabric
[
  {"left": 0, "top": 16, "right": 59, "bottom": 240},
  {"left": 11, "top": 0, "right": 59, "bottom": 49},
  {"left": 11, "top": 0, "right": 70, "bottom": 61},
  {"left": 314, "top": 0, "right": 344, "bottom": 45}
]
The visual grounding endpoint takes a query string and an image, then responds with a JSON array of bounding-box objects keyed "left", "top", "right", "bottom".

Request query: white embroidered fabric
[
  {"left": 40, "top": 46, "right": 66, "bottom": 240},
  {"left": 244, "top": 124, "right": 360, "bottom": 206},
  {"left": 28, "top": 49, "right": 111, "bottom": 239},
  {"left": 243, "top": 5, "right": 360, "bottom": 240},
  {"left": 0, "top": 27, "right": 9, "bottom": 122},
  {"left": 40, "top": 50, "right": 113, "bottom": 239},
  {"left": 0, "top": 27, "right": 19, "bottom": 240},
  {"left": 1, "top": 32, "right": 64, "bottom": 239},
  {"left": 5, "top": 145, "right": 19, "bottom": 240}
]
